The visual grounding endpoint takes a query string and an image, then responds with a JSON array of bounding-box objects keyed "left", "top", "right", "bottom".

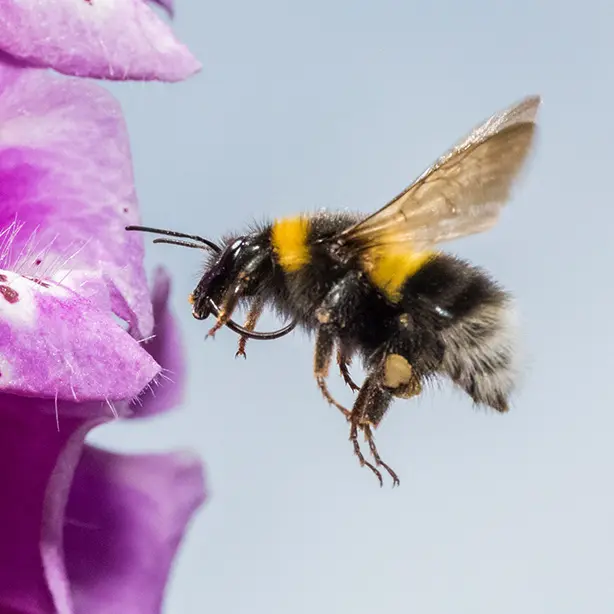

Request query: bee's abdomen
[
  {"left": 402, "top": 254, "right": 518, "bottom": 412},
  {"left": 439, "top": 298, "right": 518, "bottom": 412}
]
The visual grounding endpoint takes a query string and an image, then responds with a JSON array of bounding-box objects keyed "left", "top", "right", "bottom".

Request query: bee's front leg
[
  {"left": 206, "top": 281, "right": 245, "bottom": 338},
  {"left": 235, "top": 297, "right": 264, "bottom": 359}
]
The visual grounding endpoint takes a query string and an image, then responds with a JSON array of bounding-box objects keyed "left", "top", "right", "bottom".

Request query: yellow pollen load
[
  {"left": 364, "top": 246, "right": 433, "bottom": 303},
  {"left": 271, "top": 216, "right": 311, "bottom": 272}
]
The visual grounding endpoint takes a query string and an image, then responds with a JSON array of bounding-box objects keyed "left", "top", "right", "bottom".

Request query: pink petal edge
[
  {"left": 131, "top": 267, "right": 186, "bottom": 418},
  {"left": 148, "top": 0, "right": 175, "bottom": 17},
  {"left": 0, "top": 1, "right": 200, "bottom": 82}
]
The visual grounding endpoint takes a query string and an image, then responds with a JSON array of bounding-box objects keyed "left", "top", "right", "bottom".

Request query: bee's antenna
[
  {"left": 152, "top": 238, "right": 206, "bottom": 250},
  {"left": 126, "top": 225, "right": 221, "bottom": 253}
]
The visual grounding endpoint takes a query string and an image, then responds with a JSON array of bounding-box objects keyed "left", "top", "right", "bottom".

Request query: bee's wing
[{"left": 334, "top": 95, "right": 540, "bottom": 253}]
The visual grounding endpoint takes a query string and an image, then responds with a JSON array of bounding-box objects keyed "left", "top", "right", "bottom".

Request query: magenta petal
[
  {"left": 0, "top": 270, "right": 160, "bottom": 402},
  {"left": 51, "top": 270, "right": 142, "bottom": 336},
  {"left": 50, "top": 270, "right": 112, "bottom": 314},
  {"left": 64, "top": 447, "right": 205, "bottom": 614},
  {"left": 0, "top": 63, "right": 153, "bottom": 337},
  {"left": 0, "top": 398, "right": 105, "bottom": 614},
  {"left": 0, "top": 1, "right": 200, "bottom": 82},
  {"left": 132, "top": 267, "right": 185, "bottom": 417}
]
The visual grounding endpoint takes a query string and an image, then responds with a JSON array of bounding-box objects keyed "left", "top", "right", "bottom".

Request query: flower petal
[
  {"left": 50, "top": 270, "right": 141, "bottom": 337},
  {"left": 50, "top": 270, "right": 112, "bottom": 314},
  {"left": 0, "top": 63, "right": 154, "bottom": 337},
  {"left": 131, "top": 267, "right": 186, "bottom": 417},
  {"left": 148, "top": 0, "right": 174, "bottom": 17},
  {"left": 0, "top": 398, "right": 106, "bottom": 614},
  {"left": 0, "top": 1, "right": 200, "bottom": 82},
  {"left": 0, "top": 270, "right": 160, "bottom": 402},
  {"left": 64, "top": 446, "right": 205, "bottom": 614}
]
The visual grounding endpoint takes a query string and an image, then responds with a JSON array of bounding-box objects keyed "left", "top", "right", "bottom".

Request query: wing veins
[{"left": 330, "top": 96, "right": 540, "bottom": 255}]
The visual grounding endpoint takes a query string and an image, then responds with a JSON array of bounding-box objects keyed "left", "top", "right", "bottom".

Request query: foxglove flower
[
  {"left": 150, "top": 0, "right": 176, "bottom": 16},
  {"left": 0, "top": 0, "right": 200, "bottom": 82},
  {"left": 0, "top": 61, "right": 205, "bottom": 613}
]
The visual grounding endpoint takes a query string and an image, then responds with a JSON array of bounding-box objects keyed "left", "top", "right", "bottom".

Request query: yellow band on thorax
[
  {"left": 363, "top": 246, "right": 434, "bottom": 303},
  {"left": 271, "top": 216, "right": 311, "bottom": 272}
]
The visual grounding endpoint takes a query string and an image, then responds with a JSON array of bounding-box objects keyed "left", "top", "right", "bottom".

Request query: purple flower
[
  {"left": 150, "top": 0, "right": 176, "bottom": 17},
  {"left": 0, "top": 61, "right": 205, "bottom": 612},
  {"left": 0, "top": 0, "right": 200, "bottom": 82},
  {"left": 64, "top": 444, "right": 204, "bottom": 614}
]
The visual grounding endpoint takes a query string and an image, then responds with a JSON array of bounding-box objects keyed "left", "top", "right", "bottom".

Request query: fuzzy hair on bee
[{"left": 127, "top": 95, "right": 540, "bottom": 486}]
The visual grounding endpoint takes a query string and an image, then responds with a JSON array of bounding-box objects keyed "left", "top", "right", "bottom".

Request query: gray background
[{"left": 92, "top": 0, "right": 613, "bottom": 612}]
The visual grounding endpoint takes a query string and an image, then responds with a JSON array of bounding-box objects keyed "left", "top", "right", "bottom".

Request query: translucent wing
[{"left": 334, "top": 95, "right": 541, "bottom": 253}]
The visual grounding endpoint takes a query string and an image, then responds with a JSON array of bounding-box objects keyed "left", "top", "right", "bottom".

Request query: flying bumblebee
[{"left": 127, "top": 95, "right": 540, "bottom": 486}]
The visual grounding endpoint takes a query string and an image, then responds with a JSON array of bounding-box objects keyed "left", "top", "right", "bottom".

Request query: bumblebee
[{"left": 128, "top": 95, "right": 540, "bottom": 486}]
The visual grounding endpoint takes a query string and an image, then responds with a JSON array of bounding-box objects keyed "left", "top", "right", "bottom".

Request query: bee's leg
[
  {"left": 357, "top": 352, "right": 425, "bottom": 485},
  {"left": 349, "top": 417, "right": 383, "bottom": 486},
  {"left": 208, "top": 253, "right": 269, "bottom": 338},
  {"left": 314, "top": 326, "right": 351, "bottom": 418},
  {"left": 380, "top": 353, "right": 423, "bottom": 401},
  {"left": 337, "top": 344, "right": 360, "bottom": 392},
  {"left": 348, "top": 370, "right": 399, "bottom": 486},
  {"left": 362, "top": 422, "right": 399, "bottom": 486},
  {"left": 235, "top": 297, "right": 264, "bottom": 359},
  {"left": 313, "top": 273, "right": 362, "bottom": 407},
  {"left": 206, "top": 281, "right": 244, "bottom": 338}
]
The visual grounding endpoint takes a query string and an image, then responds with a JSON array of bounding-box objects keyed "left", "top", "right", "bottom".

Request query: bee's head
[
  {"left": 124, "top": 223, "right": 230, "bottom": 321},
  {"left": 189, "top": 236, "right": 250, "bottom": 320},
  {"left": 125, "top": 224, "right": 295, "bottom": 340}
]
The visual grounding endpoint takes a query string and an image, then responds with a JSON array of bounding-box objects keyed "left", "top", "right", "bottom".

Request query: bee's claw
[
  {"left": 206, "top": 316, "right": 226, "bottom": 339},
  {"left": 236, "top": 336, "right": 248, "bottom": 359}
]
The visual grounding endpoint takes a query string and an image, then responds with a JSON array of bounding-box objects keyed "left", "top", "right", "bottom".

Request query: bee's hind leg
[
  {"left": 362, "top": 422, "right": 399, "bottom": 487},
  {"left": 348, "top": 351, "right": 425, "bottom": 486},
  {"left": 348, "top": 418, "right": 383, "bottom": 486},
  {"left": 348, "top": 370, "right": 399, "bottom": 486},
  {"left": 313, "top": 326, "right": 396, "bottom": 484}
]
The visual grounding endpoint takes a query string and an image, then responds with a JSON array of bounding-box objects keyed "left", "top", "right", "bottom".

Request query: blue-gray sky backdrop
[{"left": 93, "top": 1, "right": 613, "bottom": 612}]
